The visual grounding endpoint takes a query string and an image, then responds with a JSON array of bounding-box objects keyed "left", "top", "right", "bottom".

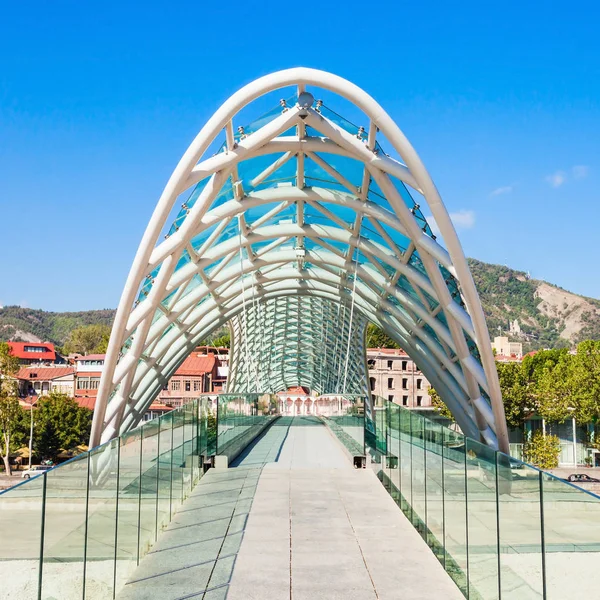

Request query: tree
[
  {"left": 365, "top": 324, "right": 400, "bottom": 349},
  {"left": 211, "top": 333, "right": 230, "bottom": 348},
  {"left": 0, "top": 342, "right": 26, "bottom": 475},
  {"left": 34, "top": 392, "right": 92, "bottom": 462},
  {"left": 63, "top": 324, "right": 111, "bottom": 355},
  {"left": 496, "top": 362, "right": 535, "bottom": 429},
  {"left": 429, "top": 387, "right": 453, "bottom": 420},
  {"left": 524, "top": 431, "right": 561, "bottom": 469}
]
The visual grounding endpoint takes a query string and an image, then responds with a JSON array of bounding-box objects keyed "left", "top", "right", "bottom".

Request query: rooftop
[
  {"left": 8, "top": 342, "right": 56, "bottom": 361},
  {"left": 16, "top": 366, "right": 75, "bottom": 380},
  {"left": 174, "top": 353, "right": 216, "bottom": 376}
]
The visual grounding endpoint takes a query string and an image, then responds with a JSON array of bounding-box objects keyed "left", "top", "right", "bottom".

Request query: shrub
[{"left": 524, "top": 431, "right": 561, "bottom": 469}]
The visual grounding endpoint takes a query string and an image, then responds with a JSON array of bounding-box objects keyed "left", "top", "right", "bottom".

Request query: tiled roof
[
  {"left": 17, "top": 366, "right": 75, "bottom": 380},
  {"left": 174, "top": 354, "right": 216, "bottom": 376},
  {"left": 75, "top": 354, "right": 106, "bottom": 361},
  {"left": 366, "top": 347, "right": 409, "bottom": 356},
  {"left": 8, "top": 342, "right": 56, "bottom": 361},
  {"left": 75, "top": 397, "right": 97, "bottom": 410}
]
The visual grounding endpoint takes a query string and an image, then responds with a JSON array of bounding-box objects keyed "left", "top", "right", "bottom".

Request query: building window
[
  {"left": 402, "top": 360, "right": 407, "bottom": 371},
  {"left": 387, "top": 378, "right": 394, "bottom": 389},
  {"left": 171, "top": 380, "right": 180, "bottom": 391},
  {"left": 89, "top": 378, "right": 100, "bottom": 390},
  {"left": 417, "top": 396, "right": 422, "bottom": 407},
  {"left": 402, "top": 395, "right": 408, "bottom": 406},
  {"left": 77, "top": 378, "right": 90, "bottom": 390},
  {"left": 24, "top": 346, "right": 44, "bottom": 353},
  {"left": 387, "top": 360, "right": 393, "bottom": 370},
  {"left": 184, "top": 380, "right": 191, "bottom": 392},
  {"left": 369, "top": 377, "right": 376, "bottom": 391},
  {"left": 402, "top": 378, "right": 408, "bottom": 390},
  {"left": 193, "top": 380, "right": 202, "bottom": 392},
  {"left": 367, "top": 359, "right": 376, "bottom": 368},
  {"left": 388, "top": 395, "right": 394, "bottom": 402},
  {"left": 417, "top": 379, "right": 422, "bottom": 390}
]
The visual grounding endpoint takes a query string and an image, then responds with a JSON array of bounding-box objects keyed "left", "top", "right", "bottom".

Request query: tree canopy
[
  {"left": 0, "top": 342, "right": 26, "bottom": 474},
  {"left": 34, "top": 392, "right": 92, "bottom": 461},
  {"left": 430, "top": 342, "right": 600, "bottom": 431},
  {"left": 62, "top": 324, "right": 111, "bottom": 355}
]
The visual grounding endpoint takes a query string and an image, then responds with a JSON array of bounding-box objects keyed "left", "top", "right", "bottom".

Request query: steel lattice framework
[
  {"left": 90, "top": 68, "right": 509, "bottom": 453},
  {"left": 228, "top": 296, "right": 368, "bottom": 395}
]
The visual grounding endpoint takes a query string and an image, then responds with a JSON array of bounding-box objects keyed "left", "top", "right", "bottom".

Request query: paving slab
[{"left": 119, "top": 416, "right": 463, "bottom": 599}]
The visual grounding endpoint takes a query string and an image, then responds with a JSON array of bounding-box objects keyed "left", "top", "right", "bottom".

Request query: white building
[
  {"left": 491, "top": 336, "right": 523, "bottom": 359},
  {"left": 367, "top": 348, "right": 432, "bottom": 410}
]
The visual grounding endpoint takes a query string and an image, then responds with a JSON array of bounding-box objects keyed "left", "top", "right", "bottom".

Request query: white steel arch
[{"left": 91, "top": 67, "right": 509, "bottom": 453}]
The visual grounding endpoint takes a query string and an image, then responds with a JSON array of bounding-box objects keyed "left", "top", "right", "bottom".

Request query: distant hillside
[
  {"left": 2, "top": 259, "right": 600, "bottom": 351},
  {"left": 468, "top": 259, "right": 600, "bottom": 351},
  {"left": 0, "top": 306, "right": 116, "bottom": 345}
]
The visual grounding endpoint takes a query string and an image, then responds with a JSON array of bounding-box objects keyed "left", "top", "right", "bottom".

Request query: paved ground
[{"left": 117, "top": 417, "right": 462, "bottom": 599}]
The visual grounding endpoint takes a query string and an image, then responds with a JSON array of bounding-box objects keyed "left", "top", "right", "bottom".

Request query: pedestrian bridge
[
  {"left": 1, "top": 68, "right": 597, "bottom": 599},
  {"left": 1, "top": 394, "right": 598, "bottom": 599}
]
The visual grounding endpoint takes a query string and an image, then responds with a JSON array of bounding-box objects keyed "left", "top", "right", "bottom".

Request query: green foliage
[
  {"left": 198, "top": 326, "right": 231, "bottom": 349},
  {"left": 0, "top": 306, "right": 115, "bottom": 345},
  {"left": 496, "top": 362, "right": 534, "bottom": 429},
  {"left": 467, "top": 258, "right": 600, "bottom": 350},
  {"left": 34, "top": 392, "right": 92, "bottom": 461},
  {"left": 536, "top": 340, "right": 600, "bottom": 425},
  {"left": 211, "top": 333, "right": 230, "bottom": 348},
  {"left": 429, "top": 387, "right": 453, "bottom": 420},
  {"left": 0, "top": 342, "right": 26, "bottom": 474},
  {"left": 365, "top": 324, "right": 399, "bottom": 349},
  {"left": 524, "top": 431, "right": 561, "bottom": 469},
  {"left": 63, "top": 324, "right": 112, "bottom": 355}
]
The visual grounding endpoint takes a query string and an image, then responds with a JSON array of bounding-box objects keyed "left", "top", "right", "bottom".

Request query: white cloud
[
  {"left": 490, "top": 185, "right": 513, "bottom": 197},
  {"left": 572, "top": 165, "right": 589, "bottom": 179},
  {"left": 425, "top": 210, "right": 475, "bottom": 236},
  {"left": 450, "top": 210, "right": 476, "bottom": 229},
  {"left": 546, "top": 170, "right": 567, "bottom": 188}
]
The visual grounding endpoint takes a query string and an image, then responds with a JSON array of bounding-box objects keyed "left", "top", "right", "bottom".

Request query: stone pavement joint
[{"left": 118, "top": 417, "right": 463, "bottom": 599}]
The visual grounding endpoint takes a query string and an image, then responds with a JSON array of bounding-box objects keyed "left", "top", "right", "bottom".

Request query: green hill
[
  {"left": 0, "top": 306, "right": 116, "bottom": 345},
  {"left": 468, "top": 259, "right": 600, "bottom": 351},
  {"left": 2, "top": 259, "right": 600, "bottom": 351}
]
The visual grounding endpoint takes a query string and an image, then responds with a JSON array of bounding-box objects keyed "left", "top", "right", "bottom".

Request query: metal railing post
[
  {"left": 464, "top": 443, "right": 470, "bottom": 599},
  {"left": 155, "top": 420, "right": 160, "bottom": 542},
  {"left": 495, "top": 451, "right": 502, "bottom": 600},
  {"left": 37, "top": 471, "right": 47, "bottom": 600},
  {"left": 113, "top": 439, "right": 121, "bottom": 599},
  {"left": 82, "top": 451, "right": 91, "bottom": 598},
  {"left": 441, "top": 428, "right": 446, "bottom": 570},
  {"left": 539, "top": 471, "right": 547, "bottom": 600},
  {"left": 136, "top": 427, "right": 143, "bottom": 565}
]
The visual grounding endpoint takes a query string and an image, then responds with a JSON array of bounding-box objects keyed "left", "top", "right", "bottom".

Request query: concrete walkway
[{"left": 118, "top": 417, "right": 462, "bottom": 599}]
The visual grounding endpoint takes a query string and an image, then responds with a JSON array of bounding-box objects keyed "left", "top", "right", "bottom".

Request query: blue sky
[{"left": 1, "top": 1, "right": 599, "bottom": 311}]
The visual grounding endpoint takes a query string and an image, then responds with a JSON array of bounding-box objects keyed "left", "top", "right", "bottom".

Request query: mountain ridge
[{"left": 2, "top": 259, "right": 599, "bottom": 351}]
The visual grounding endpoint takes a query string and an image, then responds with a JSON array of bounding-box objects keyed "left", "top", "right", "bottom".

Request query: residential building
[
  {"left": 8, "top": 342, "right": 59, "bottom": 365},
  {"left": 366, "top": 348, "right": 432, "bottom": 410},
  {"left": 157, "top": 351, "right": 219, "bottom": 408},
  {"left": 74, "top": 354, "right": 105, "bottom": 408},
  {"left": 16, "top": 365, "right": 76, "bottom": 397},
  {"left": 491, "top": 336, "right": 523, "bottom": 360}
]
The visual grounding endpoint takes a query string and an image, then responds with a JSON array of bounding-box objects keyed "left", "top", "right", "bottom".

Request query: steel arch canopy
[{"left": 91, "top": 67, "right": 509, "bottom": 453}]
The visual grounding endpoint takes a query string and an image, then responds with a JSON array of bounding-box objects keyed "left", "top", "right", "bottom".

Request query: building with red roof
[
  {"left": 8, "top": 342, "right": 57, "bottom": 365},
  {"left": 157, "top": 352, "right": 219, "bottom": 408},
  {"left": 16, "top": 365, "right": 75, "bottom": 397}
]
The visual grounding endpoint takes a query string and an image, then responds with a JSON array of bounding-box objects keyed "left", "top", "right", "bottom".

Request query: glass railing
[
  {"left": 0, "top": 393, "right": 278, "bottom": 600},
  {"left": 319, "top": 394, "right": 367, "bottom": 457},
  {"left": 215, "top": 393, "right": 279, "bottom": 461},
  {"left": 365, "top": 397, "right": 600, "bottom": 600}
]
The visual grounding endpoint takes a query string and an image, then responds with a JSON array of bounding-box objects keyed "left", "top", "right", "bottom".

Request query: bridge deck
[{"left": 117, "top": 417, "right": 462, "bottom": 599}]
